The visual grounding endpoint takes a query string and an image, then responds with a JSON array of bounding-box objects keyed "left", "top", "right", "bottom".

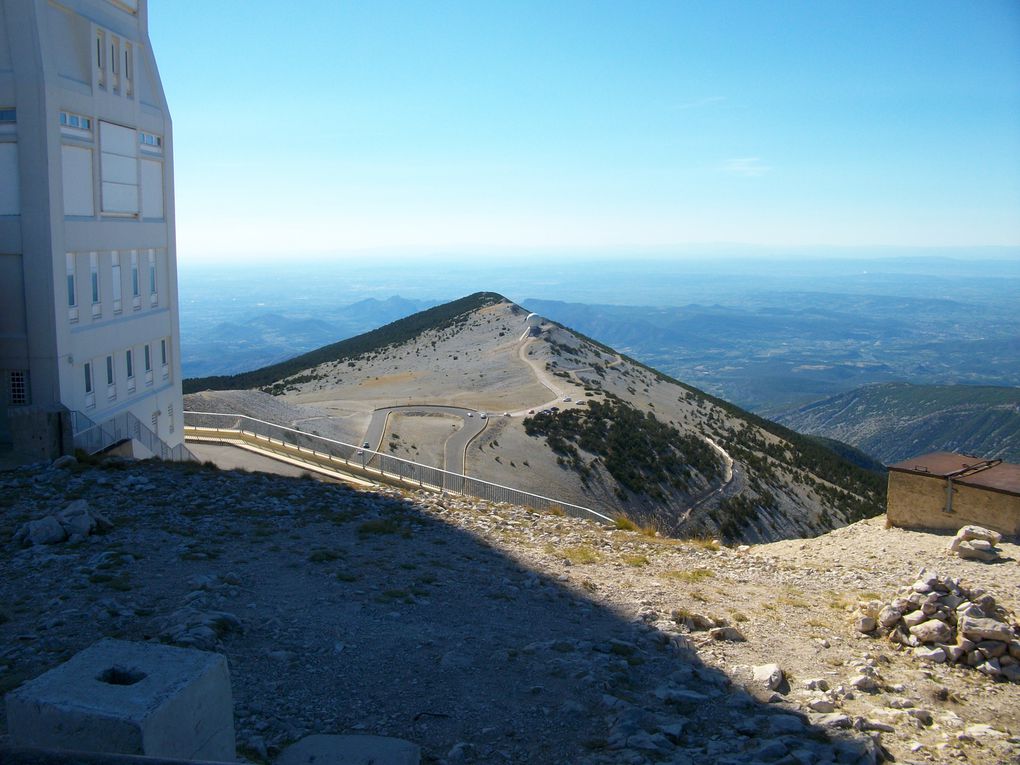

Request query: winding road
[{"left": 363, "top": 405, "right": 486, "bottom": 475}]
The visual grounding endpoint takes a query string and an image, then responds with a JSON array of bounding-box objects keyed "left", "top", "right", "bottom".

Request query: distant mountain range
[
  {"left": 181, "top": 296, "right": 437, "bottom": 378},
  {"left": 521, "top": 295, "right": 1020, "bottom": 414},
  {"left": 185, "top": 293, "right": 885, "bottom": 543},
  {"left": 775, "top": 383, "right": 1020, "bottom": 464}
]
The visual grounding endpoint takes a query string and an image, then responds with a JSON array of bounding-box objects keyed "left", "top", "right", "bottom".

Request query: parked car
[{"left": 480, "top": 413, "right": 487, "bottom": 420}]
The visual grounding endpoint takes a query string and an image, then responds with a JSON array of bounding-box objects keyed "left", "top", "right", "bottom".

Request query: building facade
[
  {"left": 887, "top": 452, "right": 1020, "bottom": 537},
  {"left": 0, "top": 0, "right": 183, "bottom": 453}
]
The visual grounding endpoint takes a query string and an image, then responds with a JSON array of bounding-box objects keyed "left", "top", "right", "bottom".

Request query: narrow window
[
  {"left": 124, "top": 43, "right": 133, "bottom": 97},
  {"left": 111, "top": 252, "right": 122, "bottom": 311},
  {"left": 144, "top": 344, "right": 151, "bottom": 372},
  {"left": 126, "top": 349, "right": 134, "bottom": 379},
  {"left": 66, "top": 254, "right": 76, "bottom": 307},
  {"left": 84, "top": 362, "right": 93, "bottom": 394},
  {"left": 95, "top": 30, "right": 106, "bottom": 87},
  {"left": 106, "top": 355, "right": 114, "bottom": 385},
  {"left": 160, "top": 338, "right": 167, "bottom": 366},
  {"left": 148, "top": 251, "right": 156, "bottom": 294},
  {"left": 90, "top": 252, "right": 100, "bottom": 304},
  {"left": 131, "top": 251, "right": 140, "bottom": 297}
]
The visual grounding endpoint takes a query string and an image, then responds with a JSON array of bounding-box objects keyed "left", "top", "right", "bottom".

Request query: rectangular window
[
  {"left": 89, "top": 253, "right": 100, "bottom": 319},
  {"left": 0, "top": 108, "right": 15, "bottom": 123},
  {"left": 130, "top": 251, "right": 140, "bottom": 300},
  {"left": 106, "top": 354, "right": 114, "bottom": 385},
  {"left": 144, "top": 344, "right": 151, "bottom": 371},
  {"left": 140, "top": 159, "right": 164, "bottom": 218},
  {"left": 167, "top": 402, "right": 174, "bottom": 433},
  {"left": 8, "top": 370, "right": 29, "bottom": 406},
  {"left": 111, "top": 252, "right": 122, "bottom": 312},
  {"left": 66, "top": 254, "right": 77, "bottom": 307},
  {"left": 148, "top": 250, "right": 157, "bottom": 301},
  {"left": 59, "top": 111, "right": 92, "bottom": 133},
  {"left": 61, "top": 145, "right": 95, "bottom": 217},
  {"left": 95, "top": 29, "right": 106, "bottom": 88},
  {"left": 84, "top": 362, "right": 93, "bottom": 394},
  {"left": 126, "top": 349, "right": 134, "bottom": 378},
  {"left": 0, "top": 142, "right": 20, "bottom": 215},
  {"left": 139, "top": 132, "right": 163, "bottom": 151},
  {"left": 124, "top": 42, "right": 134, "bottom": 97},
  {"left": 100, "top": 121, "right": 139, "bottom": 215},
  {"left": 160, "top": 338, "right": 167, "bottom": 366}
]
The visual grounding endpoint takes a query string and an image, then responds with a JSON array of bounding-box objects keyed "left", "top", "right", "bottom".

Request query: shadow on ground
[{"left": 0, "top": 451, "right": 882, "bottom": 764}]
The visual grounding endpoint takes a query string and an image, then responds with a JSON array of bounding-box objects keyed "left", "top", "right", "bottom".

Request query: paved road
[{"left": 363, "top": 405, "right": 486, "bottom": 475}]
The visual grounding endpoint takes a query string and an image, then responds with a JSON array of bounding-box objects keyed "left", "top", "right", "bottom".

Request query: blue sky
[{"left": 148, "top": 1, "right": 1020, "bottom": 261}]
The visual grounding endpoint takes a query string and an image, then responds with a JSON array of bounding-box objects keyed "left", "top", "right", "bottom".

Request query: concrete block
[
  {"left": 5, "top": 638, "right": 234, "bottom": 760},
  {"left": 277, "top": 734, "right": 421, "bottom": 765}
]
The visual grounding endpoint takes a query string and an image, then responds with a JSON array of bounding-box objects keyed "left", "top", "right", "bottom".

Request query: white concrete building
[{"left": 0, "top": 0, "right": 183, "bottom": 456}]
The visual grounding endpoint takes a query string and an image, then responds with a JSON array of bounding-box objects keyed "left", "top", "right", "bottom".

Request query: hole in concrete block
[{"left": 97, "top": 665, "right": 147, "bottom": 686}]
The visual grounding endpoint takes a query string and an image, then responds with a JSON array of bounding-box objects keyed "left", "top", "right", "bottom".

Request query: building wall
[
  {"left": 887, "top": 471, "right": 1020, "bottom": 537},
  {"left": 0, "top": 0, "right": 183, "bottom": 449}
]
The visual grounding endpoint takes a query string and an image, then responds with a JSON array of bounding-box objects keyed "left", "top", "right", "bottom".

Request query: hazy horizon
[{"left": 150, "top": 2, "right": 1020, "bottom": 261}]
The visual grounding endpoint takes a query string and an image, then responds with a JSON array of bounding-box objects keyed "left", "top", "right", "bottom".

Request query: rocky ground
[{"left": 2, "top": 454, "right": 1018, "bottom": 764}]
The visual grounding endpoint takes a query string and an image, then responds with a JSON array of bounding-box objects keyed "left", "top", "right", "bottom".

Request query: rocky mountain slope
[
  {"left": 775, "top": 383, "right": 1020, "bottom": 464},
  {"left": 2, "top": 455, "right": 1018, "bottom": 764},
  {"left": 185, "top": 293, "right": 885, "bottom": 543}
]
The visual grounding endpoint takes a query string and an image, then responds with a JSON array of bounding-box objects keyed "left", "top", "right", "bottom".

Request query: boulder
[
  {"left": 854, "top": 615, "right": 877, "bottom": 633},
  {"left": 955, "top": 541, "right": 999, "bottom": 562},
  {"left": 959, "top": 616, "right": 1014, "bottom": 643},
  {"left": 954, "top": 525, "right": 1002, "bottom": 547},
  {"left": 913, "top": 646, "right": 947, "bottom": 663},
  {"left": 708, "top": 626, "right": 745, "bottom": 642},
  {"left": 14, "top": 516, "right": 67, "bottom": 547},
  {"left": 909, "top": 619, "right": 953, "bottom": 644},
  {"left": 877, "top": 606, "right": 902, "bottom": 629},
  {"left": 752, "top": 663, "right": 784, "bottom": 691}
]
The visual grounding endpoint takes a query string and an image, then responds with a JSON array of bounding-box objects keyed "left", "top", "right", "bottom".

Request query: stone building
[
  {"left": 0, "top": 0, "right": 184, "bottom": 458},
  {"left": 886, "top": 452, "right": 1020, "bottom": 537}
]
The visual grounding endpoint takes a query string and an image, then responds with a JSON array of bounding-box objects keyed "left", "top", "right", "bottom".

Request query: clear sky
[{"left": 148, "top": 1, "right": 1020, "bottom": 261}]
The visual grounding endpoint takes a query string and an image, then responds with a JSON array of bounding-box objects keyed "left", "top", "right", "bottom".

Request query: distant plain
[{"left": 180, "top": 253, "right": 1020, "bottom": 416}]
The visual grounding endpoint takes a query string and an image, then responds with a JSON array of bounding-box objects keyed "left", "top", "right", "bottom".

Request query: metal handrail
[
  {"left": 72, "top": 409, "right": 195, "bottom": 462},
  {"left": 183, "top": 410, "right": 613, "bottom": 524}
]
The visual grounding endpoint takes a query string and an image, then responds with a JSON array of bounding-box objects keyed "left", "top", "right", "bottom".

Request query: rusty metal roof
[{"left": 888, "top": 451, "right": 1020, "bottom": 497}]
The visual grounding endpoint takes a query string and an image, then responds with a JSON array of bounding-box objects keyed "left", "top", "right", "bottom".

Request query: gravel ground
[{"left": 2, "top": 456, "right": 1017, "bottom": 764}]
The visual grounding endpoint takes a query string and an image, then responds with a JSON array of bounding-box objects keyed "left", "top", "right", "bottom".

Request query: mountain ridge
[
  {"left": 185, "top": 292, "right": 884, "bottom": 543},
  {"left": 775, "top": 382, "right": 1020, "bottom": 464}
]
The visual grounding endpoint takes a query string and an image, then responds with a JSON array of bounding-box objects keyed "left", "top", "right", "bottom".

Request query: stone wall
[{"left": 887, "top": 471, "right": 1020, "bottom": 538}]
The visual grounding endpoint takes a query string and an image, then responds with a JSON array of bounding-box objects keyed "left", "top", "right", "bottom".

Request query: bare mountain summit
[{"left": 185, "top": 293, "right": 884, "bottom": 542}]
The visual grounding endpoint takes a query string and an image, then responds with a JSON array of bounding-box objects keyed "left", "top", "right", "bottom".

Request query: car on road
[
  {"left": 480, "top": 413, "right": 487, "bottom": 419},
  {"left": 528, "top": 409, "right": 535, "bottom": 414},
  {"left": 467, "top": 412, "right": 473, "bottom": 417},
  {"left": 503, "top": 412, "right": 510, "bottom": 417},
  {"left": 563, "top": 397, "right": 572, "bottom": 402},
  {"left": 362, "top": 442, "right": 370, "bottom": 448}
]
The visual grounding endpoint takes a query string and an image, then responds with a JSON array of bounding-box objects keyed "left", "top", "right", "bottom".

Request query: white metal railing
[
  {"left": 72, "top": 409, "right": 195, "bottom": 462},
  {"left": 183, "top": 410, "right": 612, "bottom": 524}
]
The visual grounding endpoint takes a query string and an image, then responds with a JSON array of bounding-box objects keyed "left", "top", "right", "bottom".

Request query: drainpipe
[
  {"left": 939, "top": 459, "right": 1001, "bottom": 515},
  {"left": 943, "top": 476, "right": 955, "bottom": 514}
]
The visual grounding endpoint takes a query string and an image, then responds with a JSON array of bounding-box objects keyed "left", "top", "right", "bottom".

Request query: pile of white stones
[
  {"left": 948, "top": 524, "right": 1004, "bottom": 562},
  {"left": 854, "top": 569, "right": 1020, "bottom": 682}
]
